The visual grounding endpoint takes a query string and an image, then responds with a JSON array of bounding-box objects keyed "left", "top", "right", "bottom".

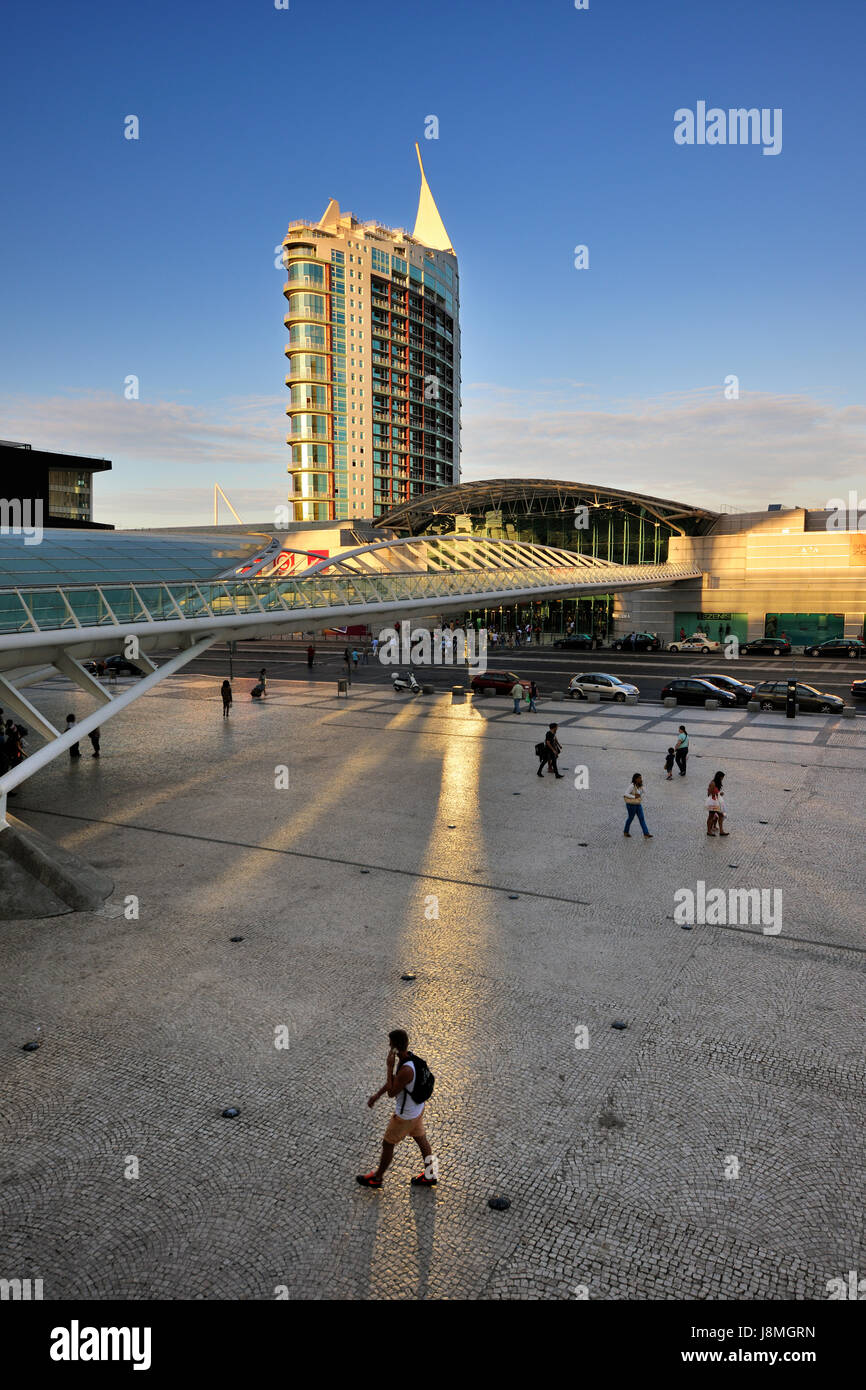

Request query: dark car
[
  {"left": 552, "top": 632, "right": 594, "bottom": 650},
  {"left": 610, "top": 631, "right": 661, "bottom": 652},
  {"left": 852, "top": 679, "right": 866, "bottom": 700},
  {"left": 695, "top": 673, "right": 756, "bottom": 704},
  {"left": 804, "top": 637, "right": 865, "bottom": 658},
  {"left": 85, "top": 655, "right": 145, "bottom": 677},
  {"left": 470, "top": 670, "right": 529, "bottom": 696},
  {"left": 740, "top": 638, "right": 792, "bottom": 656},
  {"left": 752, "top": 681, "right": 843, "bottom": 714},
  {"left": 660, "top": 678, "right": 737, "bottom": 707}
]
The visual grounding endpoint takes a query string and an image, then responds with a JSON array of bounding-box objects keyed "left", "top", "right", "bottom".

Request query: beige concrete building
[
  {"left": 282, "top": 145, "right": 459, "bottom": 524},
  {"left": 620, "top": 507, "right": 866, "bottom": 646}
]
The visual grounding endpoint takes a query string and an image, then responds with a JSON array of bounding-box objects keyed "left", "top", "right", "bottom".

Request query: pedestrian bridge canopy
[
  {"left": 0, "top": 531, "right": 702, "bottom": 820},
  {"left": 0, "top": 534, "right": 701, "bottom": 653}
]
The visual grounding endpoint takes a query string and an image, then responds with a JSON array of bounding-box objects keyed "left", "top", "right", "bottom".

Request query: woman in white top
[{"left": 624, "top": 773, "right": 653, "bottom": 838}]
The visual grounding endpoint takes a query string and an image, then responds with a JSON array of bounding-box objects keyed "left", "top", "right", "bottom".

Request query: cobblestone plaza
[{"left": 1, "top": 677, "right": 864, "bottom": 1300}]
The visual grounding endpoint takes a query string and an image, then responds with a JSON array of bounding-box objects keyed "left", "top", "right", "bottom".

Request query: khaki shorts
[{"left": 383, "top": 1110, "right": 426, "bottom": 1145}]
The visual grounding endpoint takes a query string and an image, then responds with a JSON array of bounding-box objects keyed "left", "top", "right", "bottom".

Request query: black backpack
[
  {"left": 534, "top": 741, "right": 547, "bottom": 759},
  {"left": 402, "top": 1053, "right": 435, "bottom": 1109}
]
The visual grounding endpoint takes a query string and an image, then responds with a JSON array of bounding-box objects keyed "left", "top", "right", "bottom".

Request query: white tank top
[{"left": 394, "top": 1059, "right": 424, "bottom": 1119}]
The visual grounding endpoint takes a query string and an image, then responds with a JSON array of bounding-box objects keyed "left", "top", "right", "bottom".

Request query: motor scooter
[{"left": 391, "top": 670, "right": 421, "bottom": 693}]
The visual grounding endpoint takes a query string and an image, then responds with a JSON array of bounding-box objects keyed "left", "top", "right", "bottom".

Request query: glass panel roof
[{"left": 0, "top": 530, "right": 264, "bottom": 588}]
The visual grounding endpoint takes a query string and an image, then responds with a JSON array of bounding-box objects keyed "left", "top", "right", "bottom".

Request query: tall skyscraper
[{"left": 282, "top": 146, "right": 460, "bottom": 522}]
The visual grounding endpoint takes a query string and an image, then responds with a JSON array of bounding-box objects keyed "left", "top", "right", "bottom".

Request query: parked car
[
  {"left": 803, "top": 637, "right": 865, "bottom": 658},
  {"left": 851, "top": 679, "right": 866, "bottom": 700},
  {"left": 567, "top": 672, "right": 640, "bottom": 702},
  {"left": 552, "top": 632, "right": 594, "bottom": 650},
  {"left": 740, "top": 638, "right": 792, "bottom": 656},
  {"left": 752, "top": 681, "right": 843, "bottom": 714},
  {"left": 84, "top": 655, "right": 145, "bottom": 677},
  {"left": 668, "top": 635, "right": 721, "bottom": 654},
  {"left": 609, "top": 631, "right": 661, "bottom": 652},
  {"left": 470, "top": 670, "right": 530, "bottom": 695},
  {"left": 694, "top": 673, "right": 756, "bottom": 704},
  {"left": 660, "top": 678, "right": 737, "bottom": 707}
]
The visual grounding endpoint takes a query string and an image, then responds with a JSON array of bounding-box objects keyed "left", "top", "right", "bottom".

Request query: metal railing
[{"left": 0, "top": 560, "right": 703, "bottom": 637}]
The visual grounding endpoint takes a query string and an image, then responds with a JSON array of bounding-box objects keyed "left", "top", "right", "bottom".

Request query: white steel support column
[
  {"left": 0, "top": 633, "right": 220, "bottom": 829},
  {"left": 0, "top": 677, "right": 60, "bottom": 742},
  {"left": 52, "top": 652, "right": 116, "bottom": 705}
]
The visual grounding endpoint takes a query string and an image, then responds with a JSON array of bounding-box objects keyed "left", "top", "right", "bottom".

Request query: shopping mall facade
[
  {"left": 270, "top": 479, "right": 866, "bottom": 647},
  {"left": 4, "top": 475, "right": 864, "bottom": 650}
]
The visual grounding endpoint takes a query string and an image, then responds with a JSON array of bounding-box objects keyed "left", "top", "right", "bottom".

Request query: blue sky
[{"left": 2, "top": 0, "right": 864, "bottom": 524}]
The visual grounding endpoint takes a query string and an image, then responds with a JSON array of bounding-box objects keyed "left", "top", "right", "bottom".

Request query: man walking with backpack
[
  {"left": 357, "top": 1029, "right": 438, "bottom": 1189},
  {"left": 536, "top": 722, "right": 564, "bottom": 778}
]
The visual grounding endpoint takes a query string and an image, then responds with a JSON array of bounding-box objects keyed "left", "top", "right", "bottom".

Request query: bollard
[
  {"left": 625, "top": 694, "right": 639, "bottom": 705},
  {"left": 746, "top": 700, "right": 759, "bottom": 711},
  {"left": 451, "top": 686, "right": 466, "bottom": 704},
  {"left": 422, "top": 684, "right": 435, "bottom": 695},
  {"left": 337, "top": 678, "right": 348, "bottom": 697},
  {"left": 704, "top": 698, "right": 719, "bottom": 709},
  {"left": 549, "top": 691, "right": 564, "bottom": 701},
  {"left": 663, "top": 697, "right": 676, "bottom": 708},
  {"left": 587, "top": 690, "right": 601, "bottom": 702},
  {"left": 842, "top": 705, "right": 856, "bottom": 718}
]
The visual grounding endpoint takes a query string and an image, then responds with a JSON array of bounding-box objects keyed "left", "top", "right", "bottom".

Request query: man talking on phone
[{"left": 357, "top": 1029, "right": 438, "bottom": 1189}]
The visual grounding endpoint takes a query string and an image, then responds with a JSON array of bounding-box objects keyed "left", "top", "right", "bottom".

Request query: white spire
[
  {"left": 318, "top": 198, "right": 342, "bottom": 230},
  {"left": 412, "top": 143, "right": 453, "bottom": 252}
]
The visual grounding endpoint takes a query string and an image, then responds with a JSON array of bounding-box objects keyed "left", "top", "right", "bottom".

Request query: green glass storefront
[
  {"left": 423, "top": 507, "right": 694, "bottom": 566},
  {"left": 421, "top": 503, "right": 705, "bottom": 639}
]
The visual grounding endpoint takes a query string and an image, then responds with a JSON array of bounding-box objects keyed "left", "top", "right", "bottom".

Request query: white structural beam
[
  {"left": 0, "top": 633, "right": 219, "bottom": 829},
  {"left": 7, "top": 665, "right": 61, "bottom": 688},
  {"left": 52, "top": 652, "right": 116, "bottom": 705},
  {"left": 0, "top": 677, "right": 61, "bottom": 741}
]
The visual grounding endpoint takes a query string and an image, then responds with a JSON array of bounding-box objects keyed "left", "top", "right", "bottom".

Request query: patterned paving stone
[{"left": 0, "top": 683, "right": 863, "bottom": 1299}]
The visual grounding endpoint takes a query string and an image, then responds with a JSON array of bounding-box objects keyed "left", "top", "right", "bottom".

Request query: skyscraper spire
[{"left": 412, "top": 142, "right": 454, "bottom": 252}]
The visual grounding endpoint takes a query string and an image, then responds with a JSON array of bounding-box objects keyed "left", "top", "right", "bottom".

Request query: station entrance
[{"left": 462, "top": 594, "right": 614, "bottom": 643}]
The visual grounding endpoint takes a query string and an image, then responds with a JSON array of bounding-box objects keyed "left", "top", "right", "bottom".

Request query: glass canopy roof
[{"left": 0, "top": 530, "right": 266, "bottom": 589}]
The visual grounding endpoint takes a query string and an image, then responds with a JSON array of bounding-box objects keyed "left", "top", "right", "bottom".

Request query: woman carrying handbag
[{"left": 624, "top": 773, "right": 652, "bottom": 838}]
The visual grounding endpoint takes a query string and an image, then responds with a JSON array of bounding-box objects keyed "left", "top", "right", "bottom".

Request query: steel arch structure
[{"left": 0, "top": 536, "right": 701, "bottom": 824}]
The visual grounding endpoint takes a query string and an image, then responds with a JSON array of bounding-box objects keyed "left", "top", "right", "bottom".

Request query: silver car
[{"left": 567, "top": 671, "right": 640, "bottom": 702}]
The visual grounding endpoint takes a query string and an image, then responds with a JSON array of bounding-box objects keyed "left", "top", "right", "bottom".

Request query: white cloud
[
  {"left": 460, "top": 385, "right": 866, "bottom": 512},
  {"left": 3, "top": 384, "right": 864, "bottom": 528},
  {"left": 0, "top": 390, "right": 288, "bottom": 527}
]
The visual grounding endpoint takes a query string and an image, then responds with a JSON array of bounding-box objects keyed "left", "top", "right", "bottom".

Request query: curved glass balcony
[
  {"left": 288, "top": 325, "right": 328, "bottom": 350},
  {"left": 285, "top": 353, "right": 329, "bottom": 381},
  {"left": 289, "top": 413, "right": 330, "bottom": 441},
  {"left": 290, "top": 443, "right": 330, "bottom": 466},
  {"left": 289, "top": 384, "right": 330, "bottom": 410},
  {"left": 284, "top": 262, "right": 326, "bottom": 289}
]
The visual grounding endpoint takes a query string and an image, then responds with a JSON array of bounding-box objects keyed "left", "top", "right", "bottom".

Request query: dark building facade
[{"left": 0, "top": 443, "right": 113, "bottom": 529}]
